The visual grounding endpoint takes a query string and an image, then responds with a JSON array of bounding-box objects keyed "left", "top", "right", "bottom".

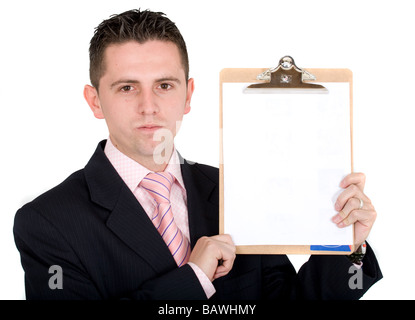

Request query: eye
[
  {"left": 159, "top": 83, "right": 172, "bottom": 90},
  {"left": 120, "top": 85, "right": 133, "bottom": 92}
]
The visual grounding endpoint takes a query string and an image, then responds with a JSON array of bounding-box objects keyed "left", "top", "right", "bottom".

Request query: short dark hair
[{"left": 88, "top": 9, "right": 189, "bottom": 90}]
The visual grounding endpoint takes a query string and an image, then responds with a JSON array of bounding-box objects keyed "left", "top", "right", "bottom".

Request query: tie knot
[{"left": 141, "top": 172, "right": 175, "bottom": 204}]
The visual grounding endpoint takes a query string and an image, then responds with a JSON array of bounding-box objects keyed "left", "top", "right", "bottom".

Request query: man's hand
[
  {"left": 189, "top": 234, "right": 236, "bottom": 281},
  {"left": 332, "top": 172, "right": 377, "bottom": 247}
]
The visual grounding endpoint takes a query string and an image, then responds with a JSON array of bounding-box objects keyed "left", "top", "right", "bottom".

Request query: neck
[
  {"left": 108, "top": 137, "right": 174, "bottom": 172},
  {"left": 134, "top": 154, "right": 171, "bottom": 172}
]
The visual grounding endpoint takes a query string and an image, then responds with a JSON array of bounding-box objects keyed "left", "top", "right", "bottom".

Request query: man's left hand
[{"left": 332, "top": 172, "right": 377, "bottom": 247}]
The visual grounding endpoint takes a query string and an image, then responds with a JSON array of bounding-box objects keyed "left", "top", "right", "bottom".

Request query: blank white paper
[{"left": 222, "top": 82, "right": 353, "bottom": 246}]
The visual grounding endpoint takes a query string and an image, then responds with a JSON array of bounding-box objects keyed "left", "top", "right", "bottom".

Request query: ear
[
  {"left": 184, "top": 78, "right": 194, "bottom": 115},
  {"left": 83, "top": 85, "right": 105, "bottom": 119}
]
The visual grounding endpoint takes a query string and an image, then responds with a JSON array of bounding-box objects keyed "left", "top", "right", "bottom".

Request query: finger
[
  {"left": 213, "top": 240, "right": 236, "bottom": 279},
  {"left": 331, "top": 207, "right": 347, "bottom": 224},
  {"left": 213, "top": 264, "right": 234, "bottom": 279},
  {"left": 332, "top": 197, "right": 363, "bottom": 226},
  {"left": 335, "top": 184, "right": 369, "bottom": 212},
  {"left": 217, "top": 242, "right": 236, "bottom": 266},
  {"left": 212, "top": 234, "right": 235, "bottom": 246},
  {"left": 189, "top": 235, "right": 235, "bottom": 281},
  {"left": 212, "top": 235, "right": 236, "bottom": 261},
  {"left": 213, "top": 269, "right": 230, "bottom": 280},
  {"left": 214, "top": 259, "right": 234, "bottom": 279},
  {"left": 337, "top": 208, "right": 377, "bottom": 229},
  {"left": 340, "top": 172, "right": 366, "bottom": 190},
  {"left": 336, "top": 209, "right": 360, "bottom": 228}
]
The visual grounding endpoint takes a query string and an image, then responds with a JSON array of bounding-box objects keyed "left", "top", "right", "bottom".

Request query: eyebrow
[
  {"left": 110, "top": 79, "right": 139, "bottom": 89},
  {"left": 110, "top": 77, "right": 182, "bottom": 89}
]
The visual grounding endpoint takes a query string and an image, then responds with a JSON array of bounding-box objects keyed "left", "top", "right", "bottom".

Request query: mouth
[{"left": 137, "top": 124, "right": 164, "bottom": 133}]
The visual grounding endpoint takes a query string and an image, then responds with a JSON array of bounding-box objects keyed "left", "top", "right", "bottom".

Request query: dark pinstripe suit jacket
[{"left": 14, "top": 140, "right": 382, "bottom": 299}]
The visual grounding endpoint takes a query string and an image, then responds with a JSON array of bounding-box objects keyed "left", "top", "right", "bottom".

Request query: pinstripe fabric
[
  {"left": 103, "top": 138, "right": 214, "bottom": 296},
  {"left": 141, "top": 172, "right": 190, "bottom": 267},
  {"left": 13, "top": 141, "right": 382, "bottom": 299}
]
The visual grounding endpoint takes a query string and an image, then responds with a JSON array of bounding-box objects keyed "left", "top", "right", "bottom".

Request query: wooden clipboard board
[{"left": 219, "top": 56, "right": 354, "bottom": 255}]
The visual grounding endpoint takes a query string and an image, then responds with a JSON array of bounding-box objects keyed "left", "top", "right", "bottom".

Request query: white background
[{"left": 1, "top": 0, "right": 414, "bottom": 299}]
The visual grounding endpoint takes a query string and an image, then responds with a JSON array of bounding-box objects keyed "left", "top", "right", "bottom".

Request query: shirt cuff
[{"left": 187, "top": 262, "right": 216, "bottom": 299}]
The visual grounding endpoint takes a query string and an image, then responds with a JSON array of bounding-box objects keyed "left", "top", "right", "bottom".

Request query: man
[{"left": 14, "top": 9, "right": 382, "bottom": 300}]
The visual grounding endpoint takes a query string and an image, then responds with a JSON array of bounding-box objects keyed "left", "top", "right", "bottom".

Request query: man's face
[{"left": 85, "top": 40, "right": 193, "bottom": 166}]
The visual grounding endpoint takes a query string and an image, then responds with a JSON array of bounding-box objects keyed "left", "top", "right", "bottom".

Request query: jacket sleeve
[
  {"left": 14, "top": 206, "right": 103, "bottom": 299},
  {"left": 13, "top": 206, "right": 207, "bottom": 300},
  {"left": 291, "top": 243, "right": 382, "bottom": 300}
]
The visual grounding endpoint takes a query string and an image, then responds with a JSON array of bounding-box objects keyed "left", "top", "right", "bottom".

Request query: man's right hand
[{"left": 188, "top": 234, "right": 236, "bottom": 281}]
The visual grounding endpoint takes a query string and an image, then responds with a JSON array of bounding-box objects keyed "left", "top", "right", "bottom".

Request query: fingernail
[{"left": 332, "top": 215, "right": 340, "bottom": 223}]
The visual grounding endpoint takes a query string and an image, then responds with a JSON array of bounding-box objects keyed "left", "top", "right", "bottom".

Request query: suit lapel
[
  {"left": 106, "top": 189, "right": 177, "bottom": 272},
  {"left": 84, "top": 141, "right": 220, "bottom": 272},
  {"left": 180, "top": 158, "right": 219, "bottom": 248},
  {"left": 84, "top": 141, "right": 176, "bottom": 273}
]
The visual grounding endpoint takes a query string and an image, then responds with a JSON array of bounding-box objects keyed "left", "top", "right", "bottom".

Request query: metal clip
[
  {"left": 245, "top": 55, "right": 327, "bottom": 93},
  {"left": 257, "top": 56, "right": 316, "bottom": 82}
]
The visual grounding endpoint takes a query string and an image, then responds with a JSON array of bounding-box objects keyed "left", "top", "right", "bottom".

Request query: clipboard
[{"left": 219, "top": 56, "right": 355, "bottom": 255}]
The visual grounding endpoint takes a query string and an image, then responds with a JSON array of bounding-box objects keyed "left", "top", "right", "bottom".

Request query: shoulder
[
  {"left": 22, "top": 169, "right": 88, "bottom": 211},
  {"left": 184, "top": 159, "right": 219, "bottom": 184},
  {"left": 14, "top": 169, "right": 90, "bottom": 232}
]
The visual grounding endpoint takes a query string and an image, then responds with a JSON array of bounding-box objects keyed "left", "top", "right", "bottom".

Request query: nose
[{"left": 137, "top": 88, "right": 159, "bottom": 115}]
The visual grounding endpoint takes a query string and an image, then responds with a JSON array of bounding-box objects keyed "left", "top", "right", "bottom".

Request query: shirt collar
[{"left": 104, "top": 138, "right": 185, "bottom": 192}]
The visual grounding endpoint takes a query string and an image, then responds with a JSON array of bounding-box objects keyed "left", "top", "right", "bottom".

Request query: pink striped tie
[{"left": 140, "top": 172, "right": 190, "bottom": 267}]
